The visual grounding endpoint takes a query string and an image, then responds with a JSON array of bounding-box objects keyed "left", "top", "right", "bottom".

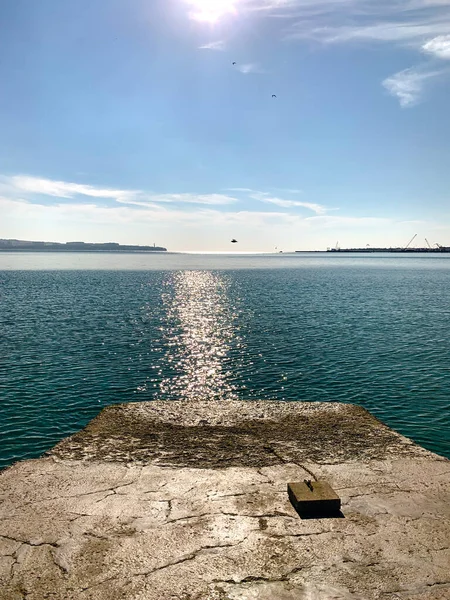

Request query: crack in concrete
[
  {"left": 385, "top": 581, "right": 450, "bottom": 598},
  {"left": 1, "top": 535, "right": 71, "bottom": 585},
  {"left": 137, "top": 538, "right": 251, "bottom": 579},
  {"left": 256, "top": 469, "right": 273, "bottom": 484},
  {"left": 165, "top": 512, "right": 220, "bottom": 525},
  {"left": 142, "top": 489, "right": 165, "bottom": 495},
  {"left": 267, "top": 530, "right": 333, "bottom": 540},
  {"left": 165, "top": 510, "right": 297, "bottom": 525},
  {"left": 166, "top": 498, "right": 173, "bottom": 520},
  {"left": 94, "top": 491, "right": 116, "bottom": 503},
  {"left": 2, "top": 403, "right": 449, "bottom": 600},
  {"left": 2, "top": 473, "right": 143, "bottom": 513},
  {"left": 262, "top": 445, "right": 318, "bottom": 481},
  {"left": 0, "top": 534, "right": 58, "bottom": 549},
  {"left": 3, "top": 484, "right": 132, "bottom": 512},
  {"left": 80, "top": 574, "right": 120, "bottom": 593},
  {"left": 9, "top": 545, "right": 23, "bottom": 580},
  {"left": 221, "top": 510, "right": 296, "bottom": 520},
  {"left": 212, "top": 564, "right": 305, "bottom": 586},
  {"left": 210, "top": 492, "right": 249, "bottom": 500},
  {"left": 51, "top": 548, "right": 70, "bottom": 578}
]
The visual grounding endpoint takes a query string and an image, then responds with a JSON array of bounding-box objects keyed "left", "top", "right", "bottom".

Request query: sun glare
[{"left": 185, "top": 0, "right": 238, "bottom": 23}]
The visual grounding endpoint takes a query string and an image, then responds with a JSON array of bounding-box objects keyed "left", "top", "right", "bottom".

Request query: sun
[{"left": 185, "top": 0, "right": 238, "bottom": 23}]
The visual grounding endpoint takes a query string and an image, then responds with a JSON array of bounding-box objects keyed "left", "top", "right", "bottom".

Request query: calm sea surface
[{"left": 1, "top": 252, "right": 449, "bottom": 468}]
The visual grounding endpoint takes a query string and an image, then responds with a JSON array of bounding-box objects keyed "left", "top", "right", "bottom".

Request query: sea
[{"left": 1, "top": 251, "right": 449, "bottom": 469}]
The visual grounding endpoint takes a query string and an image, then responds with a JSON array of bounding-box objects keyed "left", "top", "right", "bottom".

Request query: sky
[{"left": 0, "top": 0, "right": 449, "bottom": 252}]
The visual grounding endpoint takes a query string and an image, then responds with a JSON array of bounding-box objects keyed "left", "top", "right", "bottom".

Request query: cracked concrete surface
[{"left": 0, "top": 400, "right": 449, "bottom": 599}]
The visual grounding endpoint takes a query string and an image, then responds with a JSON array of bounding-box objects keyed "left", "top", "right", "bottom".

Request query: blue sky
[{"left": 1, "top": 0, "right": 449, "bottom": 251}]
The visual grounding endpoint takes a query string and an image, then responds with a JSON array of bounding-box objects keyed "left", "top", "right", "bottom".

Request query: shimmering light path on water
[{"left": 1, "top": 253, "right": 449, "bottom": 468}]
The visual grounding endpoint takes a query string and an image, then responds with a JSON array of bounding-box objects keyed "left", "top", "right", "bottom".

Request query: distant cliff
[{"left": 0, "top": 239, "right": 167, "bottom": 252}]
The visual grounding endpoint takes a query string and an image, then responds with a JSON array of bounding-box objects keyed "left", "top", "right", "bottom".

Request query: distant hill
[{"left": 0, "top": 239, "right": 167, "bottom": 252}]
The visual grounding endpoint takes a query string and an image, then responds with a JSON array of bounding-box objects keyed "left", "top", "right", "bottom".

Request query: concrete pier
[{"left": 1, "top": 400, "right": 449, "bottom": 599}]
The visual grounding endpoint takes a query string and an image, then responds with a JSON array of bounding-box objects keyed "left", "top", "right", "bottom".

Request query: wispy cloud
[
  {"left": 422, "top": 35, "right": 450, "bottom": 60},
  {"left": 186, "top": 0, "right": 450, "bottom": 52},
  {"left": 2, "top": 175, "right": 238, "bottom": 206},
  {"left": 183, "top": 1, "right": 450, "bottom": 105},
  {"left": 0, "top": 195, "right": 391, "bottom": 231},
  {"left": 7, "top": 175, "right": 134, "bottom": 201},
  {"left": 277, "top": 1, "right": 450, "bottom": 46},
  {"left": 276, "top": 188, "right": 303, "bottom": 194},
  {"left": 199, "top": 40, "right": 226, "bottom": 51},
  {"left": 118, "top": 193, "right": 238, "bottom": 206},
  {"left": 236, "top": 62, "right": 263, "bottom": 74},
  {"left": 255, "top": 1, "right": 450, "bottom": 104},
  {"left": 382, "top": 66, "right": 443, "bottom": 107},
  {"left": 304, "top": 215, "right": 392, "bottom": 227},
  {"left": 0, "top": 196, "right": 298, "bottom": 228},
  {"left": 6, "top": 174, "right": 441, "bottom": 253},
  {"left": 261, "top": 196, "right": 328, "bottom": 213},
  {"left": 249, "top": 190, "right": 329, "bottom": 214},
  {"left": 4, "top": 191, "right": 443, "bottom": 251}
]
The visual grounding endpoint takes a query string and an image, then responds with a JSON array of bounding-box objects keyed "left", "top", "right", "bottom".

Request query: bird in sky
[
  {"left": 232, "top": 62, "right": 236, "bottom": 65},
  {"left": 231, "top": 239, "right": 238, "bottom": 243},
  {"left": 272, "top": 94, "right": 277, "bottom": 98}
]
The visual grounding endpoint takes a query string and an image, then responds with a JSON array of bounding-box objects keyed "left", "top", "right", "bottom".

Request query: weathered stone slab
[
  {"left": 49, "top": 400, "right": 432, "bottom": 466},
  {"left": 0, "top": 400, "right": 449, "bottom": 600}
]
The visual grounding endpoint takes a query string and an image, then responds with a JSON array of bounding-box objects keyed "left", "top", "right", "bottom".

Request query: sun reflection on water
[{"left": 156, "top": 271, "right": 241, "bottom": 401}]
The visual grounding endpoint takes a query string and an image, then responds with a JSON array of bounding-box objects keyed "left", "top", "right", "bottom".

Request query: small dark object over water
[{"left": 288, "top": 480, "right": 341, "bottom": 518}]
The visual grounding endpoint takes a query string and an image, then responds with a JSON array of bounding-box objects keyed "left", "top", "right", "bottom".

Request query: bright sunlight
[{"left": 184, "top": 0, "right": 238, "bottom": 23}]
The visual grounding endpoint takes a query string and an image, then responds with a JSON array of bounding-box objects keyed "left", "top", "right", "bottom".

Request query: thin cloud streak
[
  {"left": 185, "top": 0, "right": 450, "bottom": 50},
  {"left": 382, "top": 66, "right": 443, "bottom": 107},
  {"left": 0, "top": 196, "right": 297, "bottom": 227},
  {"left": 118, "top": 193, "right": 239, "bottom": 206},
  {"left": 260, "top": 196, "right": 328, "bottom": 213},
  {"left": 0, "top": 195, "right": 394, "bottom": 229},
  {"left": 270, "top": 0, "right": 450, "bottom": 50},
  {"left": 3, "top": 174, "right": 444, "bottom": 250},
  {"left": 4, "top": 195, "right": 444, "bottom": 251},
  {"left": 249, "top": 190, "right": 329, "bottom": 214},
  {"left": 236, "top": 63, "right": 263, "bottom": 74},
  {"left": 182, "top": 0, "right": 450, "bottom": 106},
  {"left": 305, "top": 215, "right": 391, "bottom": 225},
  {"left": 3, "top": 175, "right": 239, "bottom": 206},
  {"left": 199, "top": 40, "right": 226, "bottom": 50},
  {"left": 8, "top": 175, "right": 134, "bottom": 201}
]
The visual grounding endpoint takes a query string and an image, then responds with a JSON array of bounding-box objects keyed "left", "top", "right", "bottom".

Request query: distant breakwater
[{"left": 0, "top": 239, "right": 167, "bottom": 252}]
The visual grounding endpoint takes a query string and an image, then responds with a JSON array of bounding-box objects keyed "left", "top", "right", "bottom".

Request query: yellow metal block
[{"left": 288, "top": 480, "right": 341, "bottom": 518}]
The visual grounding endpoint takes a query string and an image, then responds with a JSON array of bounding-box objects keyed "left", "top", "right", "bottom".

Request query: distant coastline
[
  {"left": 323, "top": 247, "right": 450, "bottom": 253},
  {"left": 0, "top": 239, "right": 167, "bottom": 253}
]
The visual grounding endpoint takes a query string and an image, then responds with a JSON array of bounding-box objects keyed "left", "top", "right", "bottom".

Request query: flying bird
[
  {"left": 232, "top": 62, "right": 236, "bottom": 65},
  {"left": 272, "top": 94, "right": 277, "bottom": 98},
  {"left": 231, "top": 239, "right": 238, "bottom": 243}
]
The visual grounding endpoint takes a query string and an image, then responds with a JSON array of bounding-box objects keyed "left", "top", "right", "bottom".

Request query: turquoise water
[{"left": 1, "top": 252, "right": 449, "bottom": 468}]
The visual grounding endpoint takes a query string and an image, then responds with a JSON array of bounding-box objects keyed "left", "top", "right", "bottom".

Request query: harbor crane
[
  {"left": 405, "top": 233, "right": 417, "bottom": 249},
  {"left": 425, "top": 238, "right": 431, "bottom": 249}
]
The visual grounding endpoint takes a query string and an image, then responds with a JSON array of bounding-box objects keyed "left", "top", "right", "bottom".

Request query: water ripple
[{"left": 1, "top": 264, "right": 449, "bottom": 468}]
